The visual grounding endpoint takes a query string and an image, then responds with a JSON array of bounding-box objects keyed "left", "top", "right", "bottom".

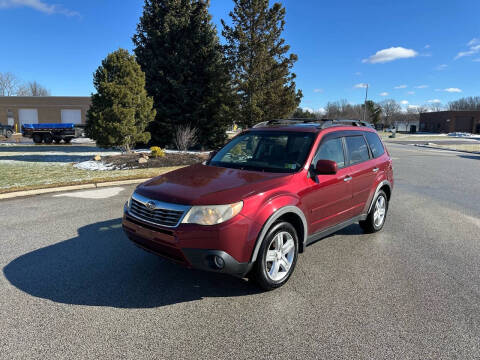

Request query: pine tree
[
  {"left": 133, "top": 0, "right": 234, "bottom": 149},
  {"left": 86, "top": 49, "right": 155, "bottom": 151},
  {"left": 222, "top": 0, "right": 302, "bottom": 129}
]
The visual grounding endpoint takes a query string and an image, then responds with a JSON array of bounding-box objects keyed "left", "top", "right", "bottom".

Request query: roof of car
[{"left": 249, "top": 119, "right": 375, "bottom": 133}]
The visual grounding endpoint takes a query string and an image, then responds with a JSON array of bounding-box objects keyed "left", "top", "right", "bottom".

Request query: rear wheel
[
  {"left": 43, "top": 133, "right": 53, "bottom": 144},
  {"left": 5, "top": 130, "right": 13, "bottom": 138},
  {"left": 32, "top": 133, "right": 43, "bottom": 144},
  {"left": 359, "top": 190, "right": 388, "bottom": 233},
  {"left": 251, "top": 221, "right": 298, "bottom": 291}
]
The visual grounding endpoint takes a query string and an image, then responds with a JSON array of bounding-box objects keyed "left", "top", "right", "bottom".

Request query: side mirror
[{"left": 315, "top": 159, "right": 337, "bottom": 175}]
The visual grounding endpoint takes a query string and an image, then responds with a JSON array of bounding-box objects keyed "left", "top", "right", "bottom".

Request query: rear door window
[
  {"left": 315, "top": 137, "right": 345, "bottom": 168},
  {"left": 364, "top": 132, "right": 385, "bottom": 158},
  {"left": 345, "top": 136, "right": 370, "bottom": 165}
]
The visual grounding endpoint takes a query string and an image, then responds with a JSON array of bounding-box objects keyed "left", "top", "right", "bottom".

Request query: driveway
[{"left": 1, "top": 144, "right": 480, "bottom": 359}]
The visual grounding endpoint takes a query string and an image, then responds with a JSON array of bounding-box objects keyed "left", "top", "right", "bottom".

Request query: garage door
[
  {"left": 19, "top": 109, "right": 38, "bottom": 125},
  {"left": 455, "top": 117, "right": 473, "bottom": 132},
  {"left": 61, "top": 109, "right": 82, "bottom": 124}
]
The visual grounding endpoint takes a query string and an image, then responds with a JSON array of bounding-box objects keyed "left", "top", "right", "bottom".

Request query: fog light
[{"left": 213, "top": 255, "right": 225, "bottom": 269}]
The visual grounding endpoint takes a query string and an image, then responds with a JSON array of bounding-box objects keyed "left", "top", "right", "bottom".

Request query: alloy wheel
[{"left": 265, "top": 231, "right": 295, "bottom": 281}]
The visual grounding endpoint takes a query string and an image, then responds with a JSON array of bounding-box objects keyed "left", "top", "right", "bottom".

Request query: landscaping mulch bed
[{"left": 103, "top": 152, "right": 208, "bottom": 169}]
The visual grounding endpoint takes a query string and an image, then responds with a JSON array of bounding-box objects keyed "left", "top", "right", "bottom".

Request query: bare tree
[
  {"left": 0, "top": 72, "right": 21, "bottom": 96},
  {"left": 173, "top": 124, "right": 198, "bottom": 151},
  {"left": 428, "top": 103, "right": 444, "bottom": 112},
  {"left": 379, "top": 99, "right": 401, "bottom": 126},
  {"left": 448, "top": 96, "right": 480, "bottom": 111},
  {"left": 17, "top": 81, "right": 50, "bottom": 96}
]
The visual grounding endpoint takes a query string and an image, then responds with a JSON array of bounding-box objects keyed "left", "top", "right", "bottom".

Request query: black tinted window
[
  {"left": 364, "top": 132, "right": 385, "bottom": 158},
  {"left": 345, "top": 136, "right": 370, "bottom": 165},
  {"left": 315, "top": 138, "right": 345, "bottom": 168}
]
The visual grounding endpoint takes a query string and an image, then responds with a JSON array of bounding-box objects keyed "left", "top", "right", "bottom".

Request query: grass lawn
[{"left": 0, "top": 162, "right": 182, "bottom": 193}]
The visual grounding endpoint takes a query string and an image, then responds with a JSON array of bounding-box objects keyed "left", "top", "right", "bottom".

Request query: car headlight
[{"left": 182, "top": 201, "right": 243, "bottom": 225}]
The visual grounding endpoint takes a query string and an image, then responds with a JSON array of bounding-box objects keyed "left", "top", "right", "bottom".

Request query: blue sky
[{"left": 0, "top": 0, "right": 479, "bottom": 112}]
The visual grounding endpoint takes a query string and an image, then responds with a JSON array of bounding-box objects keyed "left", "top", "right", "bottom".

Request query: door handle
[
  {"left": 344, "top": 176, "right": 352, "bottom": 182},
  {"left": 372, "top": 168, "right": 379, "bottom": 173}
]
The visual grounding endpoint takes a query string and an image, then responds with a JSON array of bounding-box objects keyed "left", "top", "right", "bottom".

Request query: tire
[
  {"left": 32, "top": 133, "right": 43, "bottom": 144},
  {"left": 5, "top": 130, "right": 13, "bottom": 138},
  {"left": 64, "top": 137, "right": 72, "bottom": 144},
  {"left": 43, "top": 133, "right": 53, "bottom": 144},
  {"left": 359, "top": 190, "right": 388, "bottom": 233},
  {"left": 53, "top": 138, "right": 61, "bottom": 144},
  {"left": 251, "top": 221, "right": 299, "bottom": 291}
]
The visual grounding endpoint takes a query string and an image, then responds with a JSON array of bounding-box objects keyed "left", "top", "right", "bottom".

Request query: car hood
[{"left": 135, "top": 163, "right": 291, "bottom": 205}]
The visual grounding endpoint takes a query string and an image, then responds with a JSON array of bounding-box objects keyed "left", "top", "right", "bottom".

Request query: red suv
[{"left": 122, "top": 120, "right": 393, "bottom": 290}]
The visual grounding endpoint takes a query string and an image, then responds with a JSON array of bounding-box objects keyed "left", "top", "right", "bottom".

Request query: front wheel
[
  {"left": 32, "top": 133, "right": 43, "bottom": 144},
  {"left": 359, "top": 190, "right": 388, "bottom": 233},
  {"left": 5, "top": 130, "right": 13, "bottom": 138},
  {"left": 251, "top": 221, "right": 299, "bottom": 291}
]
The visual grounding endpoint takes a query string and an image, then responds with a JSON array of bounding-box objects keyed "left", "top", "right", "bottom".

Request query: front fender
[{"left": 247, "top": 195, "right": 308, "bottom": 263}]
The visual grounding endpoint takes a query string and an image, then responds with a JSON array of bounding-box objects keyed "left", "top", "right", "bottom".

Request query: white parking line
[{"left": 53, "top": 187, "right": 125, "bottom": 199}]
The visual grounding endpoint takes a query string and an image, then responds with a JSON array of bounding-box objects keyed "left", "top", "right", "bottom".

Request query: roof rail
[{"left": 252, "top": 118, "right": 373, "bottom": 129}]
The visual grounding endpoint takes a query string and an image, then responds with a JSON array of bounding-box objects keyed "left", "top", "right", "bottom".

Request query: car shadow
[
  {"left": 457, "top": 154, "right": 480, "bottom": 160},
  {"left": 3, "top": 219, "right": 259, "bottom": 309}
]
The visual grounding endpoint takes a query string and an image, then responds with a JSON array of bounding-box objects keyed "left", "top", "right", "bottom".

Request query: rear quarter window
[{"left": 364, "top": 132, "right": 385, "bottom": 158}]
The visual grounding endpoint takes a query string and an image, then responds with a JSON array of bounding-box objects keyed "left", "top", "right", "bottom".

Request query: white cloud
[
  {"left": 407, "top": 91, "right": 415, "bottom": 95},
  {"left": 354, "top": 83, "right": 368, "bottom": 88},
  {"left": 473, "top": 58, "right": 480, "bottom": 62},
  {"left": 379, "top": 92, "right": 389, "bottom": 96},
  {"left": 355, "top": 72, "right": 362, "bottom": 76},
  {"left": 424, "top": 44, "right": 431, "bottom": 49},
  {"left": 443, "top": 87, "right": 462, "bottom": 93},
  {"left": 435, "top": 64, "right": 448, "bottom": 70},
  {"left": 428, "top": 99, "right": 442, "bottom": 103},
  {"left": 362, "top": 47, "right": 418, "bottom": 64},
  {"left": 415, "top": 85, "right": 429, "bottom": 89},
  {"left": 455, "top": 39, "right": 480, "bottom": 60},
  {"left": 467, "top": 38, "right": 480, "bottom": 46},
  {"left": 313, "top": 88, "right": 324, "bottom": 93},
  {"left": 400, "top": 100, "right": 409, "bottom": 105},
  {"left": 408, "top": 105, "right": 419, "bottom": 109},
  {"left": 394, "top": 84, "right": 407, "bottom": 89},
  {"left": 0, "top": 0, "right": 79, "bottom": 16}
]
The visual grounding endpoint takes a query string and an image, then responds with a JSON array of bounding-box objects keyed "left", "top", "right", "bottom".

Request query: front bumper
[{"left": 122, "top": 210, "right": 253, "bottom": 277}]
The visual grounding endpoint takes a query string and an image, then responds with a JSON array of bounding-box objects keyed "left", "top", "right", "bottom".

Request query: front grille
[{"left": 128, "top": 196, "right": 188, "bottom": 227}]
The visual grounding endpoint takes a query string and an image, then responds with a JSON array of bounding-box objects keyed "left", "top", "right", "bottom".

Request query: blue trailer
[{"left": 21, "top": 123, "right": 85, "bottom": 144}]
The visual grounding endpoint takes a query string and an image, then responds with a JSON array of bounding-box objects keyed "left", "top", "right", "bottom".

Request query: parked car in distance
[
  {"left": 21, "top": 123, "right": 84, "bottom": 144},
  {"left": 122, "top": 119, "right": 394, "bottom": 290},
  {"left": 0, "top": 124, "right": 14, "bottom": 138}
]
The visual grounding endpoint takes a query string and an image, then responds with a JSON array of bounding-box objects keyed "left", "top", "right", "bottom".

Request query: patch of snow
[
  {"left": 74, "top": 160, "right": 115, "bottom": 171},
  {"left": 71, "top": 137, "right": 96, "bottom": 144},
  {"left": 164, "top": 149, "right": 210, "bottom": 155},
  {"left": 448, "top": 132, "right": 480, "bottom": 138}
]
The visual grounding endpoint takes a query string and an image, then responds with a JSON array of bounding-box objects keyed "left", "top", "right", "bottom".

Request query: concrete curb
[
  {"left": 0, "top": 178, "right": 150, "bottom": 200},
  {"left": 412, "top": 144, "right": 480, "bottom": 155}
]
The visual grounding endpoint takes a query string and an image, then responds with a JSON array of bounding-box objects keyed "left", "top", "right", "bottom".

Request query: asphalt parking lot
[{"left": 1, "top": 143, "right": 480, "bottom": 359}]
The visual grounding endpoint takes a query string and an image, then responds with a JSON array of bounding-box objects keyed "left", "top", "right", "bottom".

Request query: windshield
[{"left": 209, "top": 131, "right": 315, "bottom": 173}]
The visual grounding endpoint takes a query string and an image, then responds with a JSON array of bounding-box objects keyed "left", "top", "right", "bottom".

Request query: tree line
[
  {"left": 293, "top": 96, "right": 480, "bottom": 130},
  {"left": 87, "top": 0, "right": 301, "bottom": 151},
  {"left": 0, "top": 72, "right": 50, "bottom": 96}
]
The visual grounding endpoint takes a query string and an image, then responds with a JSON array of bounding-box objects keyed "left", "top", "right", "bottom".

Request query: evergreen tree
[
  {"left": 133, "top": 0, "right": 234, "bottom": 149},
  {"left": 222, "top": 0, "right": 302, "bottom": 129},
  {"left": 86, "top": 49, "right": 155, "bottom": 151}
]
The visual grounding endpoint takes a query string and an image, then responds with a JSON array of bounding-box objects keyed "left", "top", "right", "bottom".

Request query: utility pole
[{"left": 362, "top": 84, "right": 369, "bottom": 122}]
